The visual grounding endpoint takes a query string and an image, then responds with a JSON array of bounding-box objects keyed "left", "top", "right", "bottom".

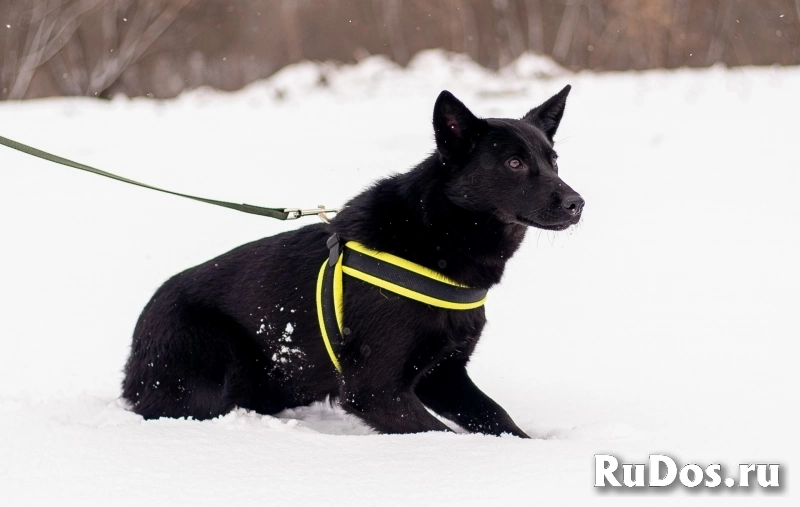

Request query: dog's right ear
[
  {"left": 523, "top": 85, "right": 571, "bottom": 142},
  {"left": 433, "top": 91, "right": 486, "bottom": 161}
]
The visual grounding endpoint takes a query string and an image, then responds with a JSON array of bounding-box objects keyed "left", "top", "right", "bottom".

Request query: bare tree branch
[
  {"left": 9, "top": 1, "right": 57, "bottom": 99},
  {"left": 524, "top": 0, "right": 545, "bottom": 54},
  {"left": 552, "top": 1, "right": 581, "bottom": 63},
  {"left": 380, "top": 0, "right": 408, "bottom": 64},
  {"left": 7, "top": 0, "right": 105, "bottom": 99},
  {"left": 86, "top": 0, "right": 191, "bottom": 96},
  {"left": 497, "top": 0, "right": 526, "bottom": 62},
  {"left": 705, "top": 0, "right": 738, "bottom": 66},
  {"left": 456, "top": 0, "right": 480, "bottom": 61}
]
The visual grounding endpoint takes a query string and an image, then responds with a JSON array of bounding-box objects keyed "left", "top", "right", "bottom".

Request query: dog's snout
[{"left": 562, "top": 194, "right": 585, "bottom": 215}]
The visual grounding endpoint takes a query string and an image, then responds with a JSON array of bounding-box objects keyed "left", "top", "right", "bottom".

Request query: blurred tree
[{"left": 1, "top": 0, "right": 798, "bottom": 100}]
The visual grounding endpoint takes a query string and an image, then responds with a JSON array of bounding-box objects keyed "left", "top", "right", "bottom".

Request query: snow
[{"left": 1, "top": 51, "right": 798, "bottom": 505}]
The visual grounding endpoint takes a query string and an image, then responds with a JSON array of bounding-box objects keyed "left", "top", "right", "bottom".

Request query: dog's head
[{"left": 433, "top": 86, "right": 583, "bottom": 231}]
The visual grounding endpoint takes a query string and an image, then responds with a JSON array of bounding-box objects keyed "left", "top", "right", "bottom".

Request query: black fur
[{"left": 122, "top": 87, "right": 584, "bottom": 437}]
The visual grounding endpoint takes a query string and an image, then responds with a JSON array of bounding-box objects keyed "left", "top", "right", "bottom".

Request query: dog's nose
[{"left": 562, "top": 194, "right": 585, "bottom": 215}]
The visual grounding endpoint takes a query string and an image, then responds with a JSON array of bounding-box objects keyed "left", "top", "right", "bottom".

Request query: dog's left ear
[
  {"left": 523, "top": 85, "right": 571, "bottom": 142},
  {"left": 433, "top": 90, "right": 487, "bottom": 161}
]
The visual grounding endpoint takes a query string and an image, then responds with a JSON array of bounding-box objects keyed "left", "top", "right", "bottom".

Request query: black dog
[{"left": 122, "top": 86, "right": 583, "bottom": 437}]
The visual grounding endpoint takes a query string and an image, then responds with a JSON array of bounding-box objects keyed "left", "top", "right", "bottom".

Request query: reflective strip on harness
[
  {"left": 316, "top": 257, "right": 343, "bottom": 372},
  {"left": 315, "top": 240, "right": 488, "bottom": 372}
]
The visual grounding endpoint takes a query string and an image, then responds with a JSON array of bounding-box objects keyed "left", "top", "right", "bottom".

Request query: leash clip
[{"left": 283, "top": 205, "right": 340, "bottom": 223}]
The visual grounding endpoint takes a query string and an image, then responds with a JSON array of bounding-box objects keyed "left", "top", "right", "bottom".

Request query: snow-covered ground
[{"left": 0, "top": 51, "right": 797, "bottom": 505}]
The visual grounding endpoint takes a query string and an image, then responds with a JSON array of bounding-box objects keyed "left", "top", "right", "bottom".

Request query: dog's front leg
[
  {"left": 340, "top": 385, "right": 453, "bottom": 435},
  {"left": 415, "top": 358, "right": 530, "bottom": 438}
]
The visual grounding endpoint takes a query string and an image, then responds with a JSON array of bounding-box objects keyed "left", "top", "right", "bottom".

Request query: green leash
[{"left": 0, "top": 135, "right": 338, "bottom": 221}]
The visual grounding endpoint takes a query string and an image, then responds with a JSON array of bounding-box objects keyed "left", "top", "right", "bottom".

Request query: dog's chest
[{"left": 410, "top": 308, "right": 486, "bottom": 370}]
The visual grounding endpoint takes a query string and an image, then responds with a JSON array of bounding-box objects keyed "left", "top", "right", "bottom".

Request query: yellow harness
[{"left": 316, "top": 236, "right": 488, "bottom": 371}]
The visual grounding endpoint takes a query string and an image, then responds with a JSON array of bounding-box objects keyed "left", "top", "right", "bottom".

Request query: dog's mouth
[{"left": 515, "top": 214, "right": 579, "bottom": 231}]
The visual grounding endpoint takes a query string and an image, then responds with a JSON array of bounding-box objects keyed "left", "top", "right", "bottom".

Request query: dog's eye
[{"left": 507, "top": 158, "right": 522, "bottom": 169}]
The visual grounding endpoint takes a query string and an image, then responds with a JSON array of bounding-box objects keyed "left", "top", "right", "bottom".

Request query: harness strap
[
  {"left": 316, "top": 237, "right": 488, "bottom": 372},
  {"left": 316, "top": 253, "right": 345, "bottom": 372}
]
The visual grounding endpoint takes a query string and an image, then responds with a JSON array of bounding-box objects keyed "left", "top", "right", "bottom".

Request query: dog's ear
[
  {"left": 433, "top": 91, "right": 486, "bottom": 161},
  {"left": 523, "top": 85, "right": 571, "bottom": 142}
]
